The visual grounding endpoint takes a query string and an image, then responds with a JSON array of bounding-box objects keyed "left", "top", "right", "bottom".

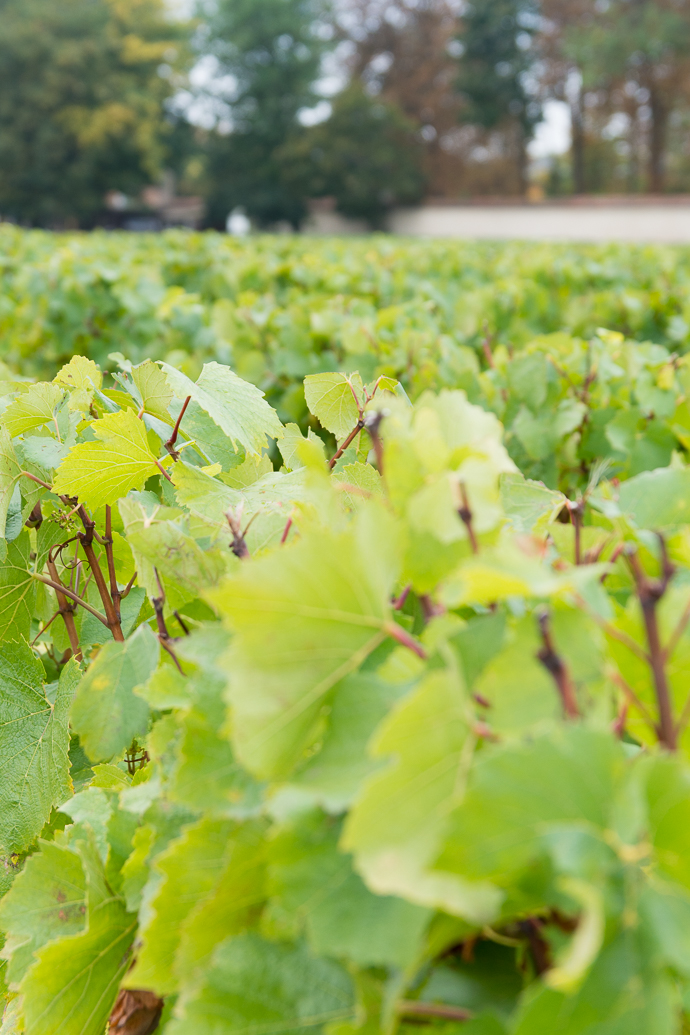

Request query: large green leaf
[
  {"left": 0, "top": 430, "right": 22, "bottom": 539},
  {"left": 0, "top": 384, "right": 64, "bottom": 439},
  {"left": 69, "top": 624, "right": 158, "bottom": 762},
  {"left": 434, "top": 729, "right": 624, "bottom": 886},
  {"left": 161, "top": 361, "right": 284, "bottom": 455},
  {"left": 19, "top": 835, "right": 136, "bottom": 1035},
  {"left": 343, "top": 667, "right": 501, "bottom": 924},
  {"left": 0, "top": 648, "right": 76, "bottom": 855},
  {"left": 0, "top": 841, "right": 87, "bottom": 986},
  {"left": 125, "top": 816, "right": 236, "bottom": 995},
  {"left": 0, "top": 532, "right": 35, "bottom": 641},
  {"left": 267, "top": 811, "right": 431, "bottom": 969},
  {"left": 166, "top": 934, "right": 354, "bottom": 1035},
  {"left": 207, "top": 504, "right": 400, "bottom": 779},
  {"left": 304, "top": 373, "right": 362, "bottom": 441},
  {"left": 52, "top": 408, "right": 160, "bottom": 508},
  {"left": 616, "top": 465, "right": 690, "bottom": 529}
]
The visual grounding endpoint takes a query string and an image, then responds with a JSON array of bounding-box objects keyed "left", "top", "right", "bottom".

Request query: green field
[{"left": 2, "top": 231, "right": 690, "bottom": 1035}]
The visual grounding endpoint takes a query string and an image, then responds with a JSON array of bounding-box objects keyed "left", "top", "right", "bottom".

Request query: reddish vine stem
[
  {"left": 45, "top": 559, "right": 82, "bottom": 662},
  {"left": 627, "top": 540, "right": 676, "bottom": 750},
  {"left": 164, "top": 395, "right": 192, "bottom": 459},
  {"left": 280, "top": 517, "right": 293, "bottom": 544},
  {"left": 152, "top": 568, "right": 183, "bottom": 673},
  {"left": 396, "top": 1001, "right": 473, "bottom": 1023},
  {"left": 384, "top": 620, "right": 427, "bottom": 659},
  {"left": 458, "top": 482, "right": 479, "bottom": 554},
  {"left": 329, "top": 420, "right": 364, "bottom": 470},
  {"left": 103, "top": 506, "right": 121, "bottom": 624},
  {"left": 536, "top": 609, "right": 580, "bottom": 719},
  {"left": 33, "top": 574, "right": 108, "bottom": 628}
]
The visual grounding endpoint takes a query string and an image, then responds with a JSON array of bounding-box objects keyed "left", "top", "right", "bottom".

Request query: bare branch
[{"left": 536, "top": 609, "right": 580, "bottom": 719}]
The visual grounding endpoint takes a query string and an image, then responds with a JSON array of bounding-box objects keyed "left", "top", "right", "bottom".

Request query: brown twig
[
  {"left": 280, "top": 517, "right": 293, "bottom": 544},
  {"left": 77, "top": 518, "right": 124, "bottom": 641},
  {"left": 392, "top": 584, "right": 411, "bottom": 610},
  {"left": 45, "top": 557, "right": 82, "bottom": 661},
  {"left": 151, "top": 568, "right": 183, "bottom": 673},
  {"left": 396, "top": 1001, "right": 473, "bottom": 1023},
  {"left": 536, "top": 609, "right": 580, "bottom": 719},
  {"left": 458, "top": 482, "right": 479, "bottom": 554},
  {"left": 103, "top": 506, "right": 121, "bottom": 624},
  {"left": 328, "top": 419, "right": 364, "bottom": 470},
  {"left": 383, "top": 620, "right": 427, "bottom": 659},
  {"left": 155, "top": 460, "right": 173, "bottom": 483},
  {"left": 173, "top": 610, "right": 190, "bottom": 636},
  {"left": 567, "top": 499, "right": 585, "bottom": 565},
  {"left": 627, "top": 539, "right": 676, "bottom": 750},
  {"left": 33, "top": 573, "right": 108, "bottom": 628},
  {"left": 164, "top": 395, "right": 191, "bottom": 460}
]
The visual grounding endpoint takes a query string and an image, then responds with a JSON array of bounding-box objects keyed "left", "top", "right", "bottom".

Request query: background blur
[{"left": 1, "top": 0, "right": 690, "bottom": 232}]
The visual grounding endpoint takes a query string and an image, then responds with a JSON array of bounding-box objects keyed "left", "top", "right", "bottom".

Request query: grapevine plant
[{"left": 1, "top": 354, "right": 690, "bottom": 1034}]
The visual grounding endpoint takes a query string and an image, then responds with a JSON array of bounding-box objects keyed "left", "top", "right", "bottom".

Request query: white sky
[{"left": 529, "top": 100, "right": 572, "bottom": 158}]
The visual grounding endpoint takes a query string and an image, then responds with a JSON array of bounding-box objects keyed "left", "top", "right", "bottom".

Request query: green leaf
[
  {"left": 54, "top": 356, "right": 102, "bottom": 393},
  {"left": 0, "top": 431, "right": 22, "bottom": 539},
  {"left": 616, "top": 465, "right": 690, "bottom": 528},
  {"left": 499, "top": 471, "right": 566, "bottom": 533},
  {"left": 207, "top": 504, "right": 400, "bottom": 779},
  {"left": 278, "top": 424, "right": 326, "bottom": 471},
  {"left": 291, "top": 669, "right": 413, "bottom": 811},
  {"left": 69, "top": 624, "right": 158, "bottom": 762},
  {"left": 131, "top": 360, "right": 173, "bottom": 423},
  {"left": 512, "top": 931, "right": 678, "bottom": 1035},
  {"left": 0, "top": 647, "right": 76, "bottom": 855},
  {"left": 52, "top": 408, "right": 160, "bottom": 509},
  {"left": 0, "top": 384, "right": 64, "bottom": 439},
  {"left": 125, "top": 817, "right": 236, "bottom": 995},
  {"left": 267, "top": 811, "right": 430, "bottom": 969},
  {"left": 161, "top": 361, "right": 284, "bottom": 455},
  {"left": 343, "top": 667, "right": 501, "bottom": 924},
  {"left": 19, "top": 835, "right": 136, "bottom": 1035},
  {"left": 435, "top": 729, "right": 624, "bottom": 886},
  {"left": 0, "top": 533, "right": 35, "bottom": 643},
  {"left": 165, "top": 934, "right": 354, "bottom": 1035},
  {"left": 0, "top": 841, "right": 87, "bottom": 986},
  {"left": 304, "top": 373, "right": 362, "bottom": 441}
]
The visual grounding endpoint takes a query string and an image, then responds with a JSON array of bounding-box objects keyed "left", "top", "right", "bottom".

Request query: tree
[
  {"left": 0, "top": 0, "right": 188, "bottom": 226},
  {"left": 280, "top": 83, "right": 426, "bottom": 227},
  {"left": 338, "top": 0, "right": 462, "bottom": 197},
  {"left": 198, "top": 0, "right": 331, "bottom": 228},
  {"left": 455, "top": 0, "right": 541, "bottom": 193}
]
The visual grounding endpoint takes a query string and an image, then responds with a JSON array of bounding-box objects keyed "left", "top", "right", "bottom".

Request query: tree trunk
[
  {"left": 648, "top": 86, "right": 668, "bottom": 193},
  {"left": 570, "top": 82, "right": 585, "bottom": 193}
]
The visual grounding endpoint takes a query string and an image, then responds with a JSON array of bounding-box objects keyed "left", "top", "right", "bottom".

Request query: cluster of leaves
[
  {"left": 2, "top": 228, "right": 690, "bottom": 399},
  {"left": 2, "top": 351, "right": 690, "bottom": 1033}
]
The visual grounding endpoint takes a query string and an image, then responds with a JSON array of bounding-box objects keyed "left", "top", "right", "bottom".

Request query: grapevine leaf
[
  {"left": 52, "top": 408, "right": 160, "bottom": 509},
  {"left": 165, "top": 934, "right": 354, "bottom": 1035},
  {"left": 0, "top": 384, "right": 64, "bottom": 439},
  {"left": 499, "top": 471, "right": 566, "bottom": 533},
  {"left": 343, "top": 668, "right": 501, "bottom": 924},
  {"left": 434, "top": 729, "right": 624, "bottom": 884},
  {"left": 69, "top": 624, "right": 158, "bottom": 762},
  {"left": 304, "top": 372, "right": 362, "bottom": 441},
  {"left": 267, "top": 812, "right": 431, "bottom": 969},
  {"left": 131, "top": 360, "right": 173, "bottom": 423},
  {"left": 616, "top": 465, "right": 690, "bottom": 528},
  {"left": 125, "top": 817, "right": 236, "bottom": 996},
  {"left": 54, "top": 356, "right": 102, "bottom": 392},
  {"left": 0, "top": 647, "right": 76, "bottom": 855},
  {"left": 207, "top": 504, "right": 400, "bottom": 779},
  {"left": 19, "top": 837, "right": 136, "bottom": 1035},
  {"left": 291, "top": 670, "right": 413, "bottom": 811},
  {"left": 278, "top": 424, "right": 326, "bottom": 471},
  {"left": 161, "top": 361, "right": 284, "bottom": 455},
  {"left": 0, "top": 841, "right": 87, "bottom": 986},
  {"left": 0, "top": 430, "right": 22, "bottom": 539}
]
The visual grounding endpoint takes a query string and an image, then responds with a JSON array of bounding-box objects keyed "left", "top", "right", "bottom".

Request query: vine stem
[
  {"left": 165, "top": 395, "right": 191, "bottom": 458},
  {"left": 536, "top": 609, "right": 580, "bottom": 719},
  {"left": 628, "top": 541, "right": 676, "bottom": 751},
  {"left": 33, "top": 574, "right": 109, "bottom": 628},
  {"left": 396, "top": 1002, "right": 473, "bottom": 1023},
  {"left": 104, "top": 506, "right": 121, "bottom": 624},
  {"left": 329, "top": 420, "right": 364, "bottom": 470}
]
